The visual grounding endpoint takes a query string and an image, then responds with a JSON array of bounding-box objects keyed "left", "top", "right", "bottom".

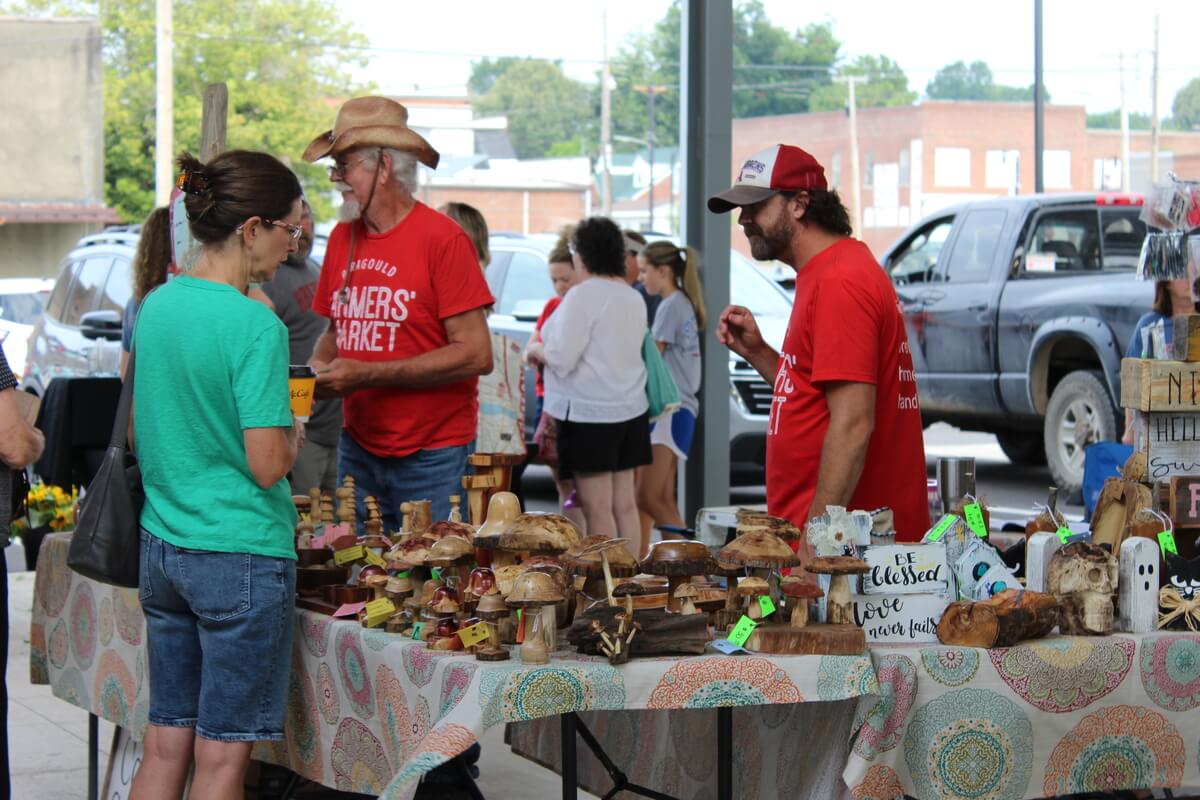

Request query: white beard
[{"left": 335, "top": 182, "right": 361, "bottom": 222}]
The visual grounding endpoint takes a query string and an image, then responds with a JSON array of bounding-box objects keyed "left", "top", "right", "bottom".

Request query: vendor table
[{"left": 29, "top": 533, "right": 877, "bottom": 799}]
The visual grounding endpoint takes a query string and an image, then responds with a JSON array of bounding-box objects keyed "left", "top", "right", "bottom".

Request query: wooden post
[{"left": 200, "top": 83, "right": 228, "bottom": 161}]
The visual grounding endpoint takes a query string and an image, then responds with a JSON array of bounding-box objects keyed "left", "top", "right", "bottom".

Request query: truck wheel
[
  {"left": 995, "top": 431, "right": 1047, "bottom": 465},
  {"left": 1044, "top": 370, "right": 1117, "bottom": 495}
]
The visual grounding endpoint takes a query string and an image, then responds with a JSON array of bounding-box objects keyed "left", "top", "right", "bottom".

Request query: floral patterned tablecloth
[
  {"left": 508, "top": 633, "right": 1200, "bottom": 800},
  {"left": 29, "top": 534, "right": 878, "bottom": 799}
]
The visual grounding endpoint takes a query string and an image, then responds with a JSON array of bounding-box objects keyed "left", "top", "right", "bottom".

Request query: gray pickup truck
[{"left": 879, "top": 193, "right": 1153, "bottom": 494}]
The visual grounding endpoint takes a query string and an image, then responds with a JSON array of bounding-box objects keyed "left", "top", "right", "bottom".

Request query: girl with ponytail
[{"left": 634, "top": 242, "right": 705, "bottom": 555}]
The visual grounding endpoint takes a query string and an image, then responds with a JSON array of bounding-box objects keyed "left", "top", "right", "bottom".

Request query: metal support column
[{"left": 681, "top": 0, "right": 733, "bottom": 521}]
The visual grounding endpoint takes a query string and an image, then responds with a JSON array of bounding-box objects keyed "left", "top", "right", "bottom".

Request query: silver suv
[
  {"left": 485, "top": 234, "right": 790, "bottom": 485},
  {"left": 24, "top": 228, "right": 136, "bottom": 394}
]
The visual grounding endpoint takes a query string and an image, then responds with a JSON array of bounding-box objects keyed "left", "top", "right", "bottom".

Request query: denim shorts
[
  {"left": 338, "top": 433, "right": 469, "bottom": 528},
  {"left": 138, "top": 530, "right": 296, "bottom": 742}
]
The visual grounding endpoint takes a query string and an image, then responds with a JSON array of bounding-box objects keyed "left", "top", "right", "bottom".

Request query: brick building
[{"left": 732, "top": 101, "right": 1200, "bottom": 257}]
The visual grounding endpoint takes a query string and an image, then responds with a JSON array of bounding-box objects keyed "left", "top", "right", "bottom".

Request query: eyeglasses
[
  {"left": 328, "top": 152, "right": 376, "bottom": 179},
  {"left": 263, "top": 219, "right": 303, "bottom": 241}
]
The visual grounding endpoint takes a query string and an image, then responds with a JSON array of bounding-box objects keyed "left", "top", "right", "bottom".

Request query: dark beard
[{"left": 746, "top": 216, "right": 790, "bottom": 260}]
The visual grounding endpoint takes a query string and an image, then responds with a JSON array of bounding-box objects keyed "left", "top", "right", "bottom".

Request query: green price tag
[
  {"left": 727, "top": 615, "right": 758, "bottom": 648},
  {"left": 1159, "top": 529, "right": 1179, "bottom": 557},
  {"left": 395, "top": 571, "right": 410, "bottom": 579},
  {"left": 430, "top": 567, "right": 442, "bottom": 581},
  {"left": 410, "top": 621, "right": 425, "bottom": 641},
  {"left": 758, "top": 595, "right": 776, "bottom": 617},
  {"left": 926, "top": 514, "right": 959, "bottom": 542},
  {"left": 963, "top": 503, "right": 987, "bottom": 538},
  {"left": 1056, "top": 526, "right": 1072, "bottom": 544}
]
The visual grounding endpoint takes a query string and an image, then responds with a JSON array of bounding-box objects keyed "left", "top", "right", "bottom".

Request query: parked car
[
  {"left": 485, "top": 233, "right": 792, "bottom": 485},
  {"left": 0, "top": 277, "right": 55, "bottom": 380},
  {"left": 879, "top": 193, "right": 1153, "bottom": 494},
  {"left": 24, "top": 228, "right": 138, "bottom": 394}
]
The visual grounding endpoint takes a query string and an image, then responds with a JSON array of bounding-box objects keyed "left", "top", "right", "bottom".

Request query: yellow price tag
[
  {"left": 457, "top": 621, "right": 491, "bottom": 647},
  {"left": 365, "top": 598, "right": 395, "bottom": 618},
  {"left": 363, "top": 608, "right": 391, "bottom": 628},
  {"left": 333, "top": 545, "right": 365, "bottom": 565},
  {"left": 963, "top": 503, "right": 987, "bottom": 538},
  {"left": 727, "top": 615, "right": 757, "bottom": 648},
  {"left": 363, "top": 550, "right": 387, "bottom": 569}
]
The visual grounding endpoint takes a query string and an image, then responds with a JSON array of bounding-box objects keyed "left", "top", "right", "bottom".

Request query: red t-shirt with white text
[
  {"left": 766, "top": 238, "right": 930, "bottom": 540},
  {"left": 533, "top": 295, "right": 563, "bottom": 398},
  {"left": 313, "top": 203, "right": 494, "bottom": 458}
]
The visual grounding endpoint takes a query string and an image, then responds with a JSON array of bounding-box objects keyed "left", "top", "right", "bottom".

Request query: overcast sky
[{"left": 339, "top": 0, "right": 1197, "bottom": 117}]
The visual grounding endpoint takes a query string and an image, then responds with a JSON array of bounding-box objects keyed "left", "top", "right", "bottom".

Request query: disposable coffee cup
[{"left": 288, "top": 365, "right": 316, "bottom": 421}]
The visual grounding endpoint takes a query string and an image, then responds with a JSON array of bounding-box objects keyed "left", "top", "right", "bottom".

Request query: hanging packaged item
[
  {"left": 1137, "top": 231, "right": 1190, "bottom": 281},
  {"left": 1140, "top": 178, "right": 1200, "bottom": 232}
]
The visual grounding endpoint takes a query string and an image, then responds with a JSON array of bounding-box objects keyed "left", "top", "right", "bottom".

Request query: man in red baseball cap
[{"left": 710, "top": 144, "right": 930, "bottom": 546}]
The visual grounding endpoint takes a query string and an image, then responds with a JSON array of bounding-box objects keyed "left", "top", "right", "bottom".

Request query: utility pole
[
  {"left": 1120, "top": 52, "right": 1131, "bottom": 192},
  {"left": 600, "top": 12, "right": 613, "bottom": 216},
  {"left": 634, "top": 84, "right": 670, "bottom": 231},
  {"left": 835, "top": 75, "right": 863, "bottom": 235},
  {"left": 1034, "top": 0, "right": 1044, "bottom": 193},
  {"left": 1150, "top": 14, "right": 1161, "bottom": 182},
  {"left": 155, "top": 0, "right": 173, "bottom": 206}
]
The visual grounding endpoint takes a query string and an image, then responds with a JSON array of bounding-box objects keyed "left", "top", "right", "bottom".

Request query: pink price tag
[{"left": 332, "top": 601, "right": 367, "bottom": 618}]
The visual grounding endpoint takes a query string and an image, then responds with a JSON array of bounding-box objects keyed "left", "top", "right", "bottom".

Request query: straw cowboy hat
[{"left": 302, "top": 96, "right": 440, "bottom": 168}]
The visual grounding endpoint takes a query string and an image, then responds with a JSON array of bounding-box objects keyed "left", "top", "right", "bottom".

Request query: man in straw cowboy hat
[{"left": 304, "top": 96, "right": 494, "bottom": 526}]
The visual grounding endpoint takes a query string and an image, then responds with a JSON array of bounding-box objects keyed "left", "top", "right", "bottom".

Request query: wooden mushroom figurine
[
  {"left": 674, "top": 582, "right": 700, "bottom": 615},
  {"left": 473, "top": 491, "right": 523, "bottom": 565},
  {"left": 805, "top": 555, "right": 869, "bottom": 626},
  {"left": 564, "top": 536, "right": 639, "bottom": 607},
  {"left": 781, "top": 578, "right": 823, "bottom": 628},
  {"left": 505, "top": 571, "right": 564, "bottom": 665},
  {"left": 640, "top": 540, "right": 714, "bottom": 613},
  {"left": 474, "top": 591, "right": 510, "bottom": 661},
  {"left": 738, "top": 576, "right": 771, "bottom": 619}
]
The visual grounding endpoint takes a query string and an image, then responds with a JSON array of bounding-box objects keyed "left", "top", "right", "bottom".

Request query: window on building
[
  {"left": 1044, "top": 150, "right": 1072, "bottom": 189},
  {"left": 934, "top": 147, "right": 971, "bottom": 188},
  {"left": 899, "top": 149, "right": 910, "bottom": 187},
  {"left": 985, "top": 150, "right": 1020, "bottom": 190}
]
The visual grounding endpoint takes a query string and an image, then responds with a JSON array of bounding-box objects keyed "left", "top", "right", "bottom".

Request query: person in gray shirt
[
  {"left": 261, "top": 199, "right": 343, "bottom": 492},
  {"left": 634, "top": 241, "right": 706, "bottom": 555}
]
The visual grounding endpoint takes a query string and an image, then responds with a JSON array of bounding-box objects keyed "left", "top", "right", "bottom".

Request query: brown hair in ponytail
[
  {"left": 641, "top": 241, "right": 707, "bottom": 329},
  {"left": 175, "top": 150, "right": 302, "bottom": 246}
]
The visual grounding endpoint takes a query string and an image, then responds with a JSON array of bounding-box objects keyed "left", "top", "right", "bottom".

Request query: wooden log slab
[
  {"left": 1122, "top": 358, "right": 1200, "bottom": 412},
  {"left": 937, "top": 589, "right": 1060, "bottom": 648},
  {"left": 1173, "top": 315, "right": 1200, "bottom": 361},
  {"left": 745, "top": 622, "right": 866, "bottom": 655},
  {"left": 565, "top": 606, "right": 710, "bottom": 655}
]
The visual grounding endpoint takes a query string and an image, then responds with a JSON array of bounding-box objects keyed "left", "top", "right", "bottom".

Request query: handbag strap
[{"left": 109, "top": 350, "right": 134, "bottom": 450}]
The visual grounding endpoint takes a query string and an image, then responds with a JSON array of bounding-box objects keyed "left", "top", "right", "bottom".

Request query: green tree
[
  {"left": 468, "top": 56, "right": 523, "bottom": 97},
  {"left": 1086, "top": 110, "right": 1154, "bottom": 130},
  {"left": 1172, "top": 77, "right": 1200, "bottom": 131},
  {"left": 606, "top": 1, "right": 843, "bottom": 151},
  {"left": 2, "top": 0, "right": 369, "bottom": 222},
  {"left": 925, "top": 60, "right": 1044, "bottom": 102},
  {"left": 808, "top": 55, "right": 917, "bottom": 112},
  {"left": 472, "top": 60, "right": 593, "bottom": 159}
]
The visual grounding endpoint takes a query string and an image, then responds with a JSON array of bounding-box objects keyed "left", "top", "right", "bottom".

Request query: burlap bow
[{"left": 1158, "top": 586, "right": 1200, "bottom": 632}]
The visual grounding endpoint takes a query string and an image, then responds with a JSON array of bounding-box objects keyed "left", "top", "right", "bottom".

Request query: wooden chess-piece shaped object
[
  {"left": 409, "top": 500, "right": 433, "bottom": 534},
  {"left": 400, "top": 502, "right": 413, "bottom": 536},
  {"left": 448, "top": 494, "right": 463, "bottom": 523}
]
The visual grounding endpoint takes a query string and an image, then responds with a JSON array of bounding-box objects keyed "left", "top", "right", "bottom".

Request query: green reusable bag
[{"left": 643, "top": 331, "right": 681, "bottom": 421}]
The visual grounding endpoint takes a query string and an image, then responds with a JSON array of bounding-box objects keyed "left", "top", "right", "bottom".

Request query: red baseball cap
[{"left": 707, "top": 144, "right": 828, "bottom": 213}]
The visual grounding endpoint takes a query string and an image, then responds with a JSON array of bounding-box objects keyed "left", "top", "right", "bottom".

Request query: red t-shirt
[
  {"left": 532, "top": 295, "right": 563, "bottom": 398},
  {"left": 766, "top": 238, "right": 930, "bottom": 541},
  {"left": 313, "top": 203, "right": 494, "bottom": 458}
]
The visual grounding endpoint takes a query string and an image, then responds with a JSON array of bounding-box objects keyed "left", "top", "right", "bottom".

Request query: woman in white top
[
  {"left": 635, "top": 242, "right": 706, "bottom": 556},
  {"left": 529, "top": 217, "right": 650, "bottom": 540}
]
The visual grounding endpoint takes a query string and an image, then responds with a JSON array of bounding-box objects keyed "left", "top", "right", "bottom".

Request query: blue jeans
[
  {"left": 338, "top": 433, "right": 469, "bottom": 529},
  {"left": 138, "top": 530, "right": 296, "bottom": 741}
]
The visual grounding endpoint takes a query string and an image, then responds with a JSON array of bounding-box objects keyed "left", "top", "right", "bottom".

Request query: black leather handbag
[{"left": 68, "top": 352, "right": 143, "bottom": 588}]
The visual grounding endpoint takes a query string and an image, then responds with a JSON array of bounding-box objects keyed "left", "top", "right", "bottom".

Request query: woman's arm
[{"left": 0, "top": 387, "right": 43, "bottom": 469}]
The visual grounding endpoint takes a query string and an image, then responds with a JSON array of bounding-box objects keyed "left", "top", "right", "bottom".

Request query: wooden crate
[{"left": 1121, "top": 358, "right": 1200, "bottom": 412}]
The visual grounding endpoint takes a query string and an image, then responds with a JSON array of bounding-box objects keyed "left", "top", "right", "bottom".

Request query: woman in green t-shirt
[{"left": 130, "top": 150, "right": 303, "bottom": 800}]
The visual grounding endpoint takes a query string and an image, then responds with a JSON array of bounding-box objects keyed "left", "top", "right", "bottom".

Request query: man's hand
[
  {"left": 716, "top": 305, "right": 765, "bottom": 359},
  {"left": 717, "top": 304, "right": 779, "bottom": 384},
  {"left": 293, "top": 417, "right": 306, "bottom": 451},
  {"left": 314, "top": 358, "right": 370, "bottom": 397},
  {"left": 524, "top": 340, "right": 545, "bottom": 367}
]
